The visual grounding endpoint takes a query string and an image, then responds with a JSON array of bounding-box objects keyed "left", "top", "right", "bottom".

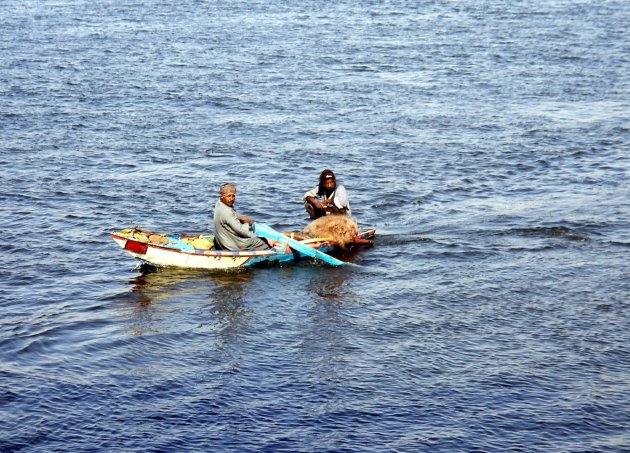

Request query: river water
[{"left": 1, "top": 1, "right": 629, "bottom": 451}]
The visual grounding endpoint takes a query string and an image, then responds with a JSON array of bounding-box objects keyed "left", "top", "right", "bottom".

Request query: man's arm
[
  {"left": 333, "top": 185, "right": 349, "bottom": 209},
  {"left": 221, "top": 208, "right": 253, "bottom": 238}
]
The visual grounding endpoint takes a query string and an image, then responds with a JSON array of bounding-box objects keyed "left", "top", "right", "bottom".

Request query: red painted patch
[{"left": 124, "top": 240, "right": 148, "bottom": 255}]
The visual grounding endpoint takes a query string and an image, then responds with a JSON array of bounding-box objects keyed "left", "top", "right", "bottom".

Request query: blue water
[{"left": 1, "top": 1, "right": 629, "bottom": 451}]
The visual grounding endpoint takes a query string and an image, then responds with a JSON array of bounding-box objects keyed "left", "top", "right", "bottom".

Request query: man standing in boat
[
  {"left": 303, "top": 169, "right": 351, "bottom": 220},
  {"left": 213, "top": 183, "right": 270, "bottom": 250}
]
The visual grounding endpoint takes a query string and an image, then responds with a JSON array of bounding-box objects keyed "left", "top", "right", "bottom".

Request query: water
[{"left": 1, "top": 1, "right": 629, "bottom": 451}]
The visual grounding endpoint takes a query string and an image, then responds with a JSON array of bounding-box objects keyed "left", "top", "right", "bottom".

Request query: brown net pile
[{"left": 303, "top": 215, "right": 358, "bottom": 248}]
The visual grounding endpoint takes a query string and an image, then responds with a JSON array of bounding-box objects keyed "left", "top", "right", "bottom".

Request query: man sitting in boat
[
  {"left": 213, "top": 183, "right": 270, "bottom": 251},
  {"left": 303, "top": 169, "right": 351, "bottom": 220}
]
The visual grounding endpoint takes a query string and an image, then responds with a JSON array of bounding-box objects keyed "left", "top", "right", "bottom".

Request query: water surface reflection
[
  {"left": 122, "top": 266, "right": 256, "bottom": 340},
  {"left": 299, "top": 270, "right": 364, "bottom": 419}
]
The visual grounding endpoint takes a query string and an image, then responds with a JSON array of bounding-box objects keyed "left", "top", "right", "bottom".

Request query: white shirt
[{"left": 303, "top": 184, "right": 351, "bottom": 217}]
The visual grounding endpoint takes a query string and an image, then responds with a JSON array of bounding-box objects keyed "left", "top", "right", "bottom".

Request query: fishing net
[{"left": 303, "top": 215, "right": 358, "bottom": 248}]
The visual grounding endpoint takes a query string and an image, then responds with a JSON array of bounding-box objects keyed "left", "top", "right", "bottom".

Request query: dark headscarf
[{"left": 317, "top": 169, "right": 336, "bottom": 197}]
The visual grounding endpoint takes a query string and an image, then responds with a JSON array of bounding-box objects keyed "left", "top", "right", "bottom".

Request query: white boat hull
[{"left": 111, "top": 228, "right": 375, "bottom": 270}]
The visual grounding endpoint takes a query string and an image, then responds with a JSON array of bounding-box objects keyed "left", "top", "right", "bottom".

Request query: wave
[{"left": 500, "top": 226, "right": 589, "bottom": 242}]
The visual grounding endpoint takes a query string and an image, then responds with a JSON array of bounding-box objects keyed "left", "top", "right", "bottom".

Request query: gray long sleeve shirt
[{"left": 213, "top": 200, "right": 268, "bottom": 251}]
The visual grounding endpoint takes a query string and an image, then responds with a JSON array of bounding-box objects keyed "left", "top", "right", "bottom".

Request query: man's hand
[{"left": 320, "top": 199, "right": 332, "bottom": 209}]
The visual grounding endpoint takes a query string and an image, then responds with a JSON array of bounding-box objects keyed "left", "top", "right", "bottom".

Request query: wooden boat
[{"left": 111, "top": 225, "right": 375, "bottom": 270}]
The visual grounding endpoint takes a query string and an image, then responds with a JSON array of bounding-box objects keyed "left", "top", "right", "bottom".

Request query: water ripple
[{"left": 1, "top": 0, "right": 629, "bottom": 451}]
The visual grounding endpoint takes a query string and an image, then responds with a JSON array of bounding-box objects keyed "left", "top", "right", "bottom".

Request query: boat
[{"left": 111, "top": 224, "right": 375, "bottom": 270}]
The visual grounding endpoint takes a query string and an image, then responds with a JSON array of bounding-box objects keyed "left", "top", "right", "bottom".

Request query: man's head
[
  {"left": 319, "top": 169, "right": 336, "bottom": 193},
  {"left": 220, "top": 183, "right": 236, "bottom": 207}
]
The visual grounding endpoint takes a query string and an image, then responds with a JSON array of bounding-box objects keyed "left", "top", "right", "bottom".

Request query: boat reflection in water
[
  {"left": 123, "top": 264, "right": 256, "bottom": 339},
  {"left": 121, "top": 255, "right": 365, "bottom": 349},
  {"left": 119, "top": 261, "right": 365, "bottom": 388}
]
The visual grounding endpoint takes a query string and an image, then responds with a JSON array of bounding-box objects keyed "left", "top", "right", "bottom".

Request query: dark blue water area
[{"left": 1, "top": 0, "right": 629, "bottom": 451}]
